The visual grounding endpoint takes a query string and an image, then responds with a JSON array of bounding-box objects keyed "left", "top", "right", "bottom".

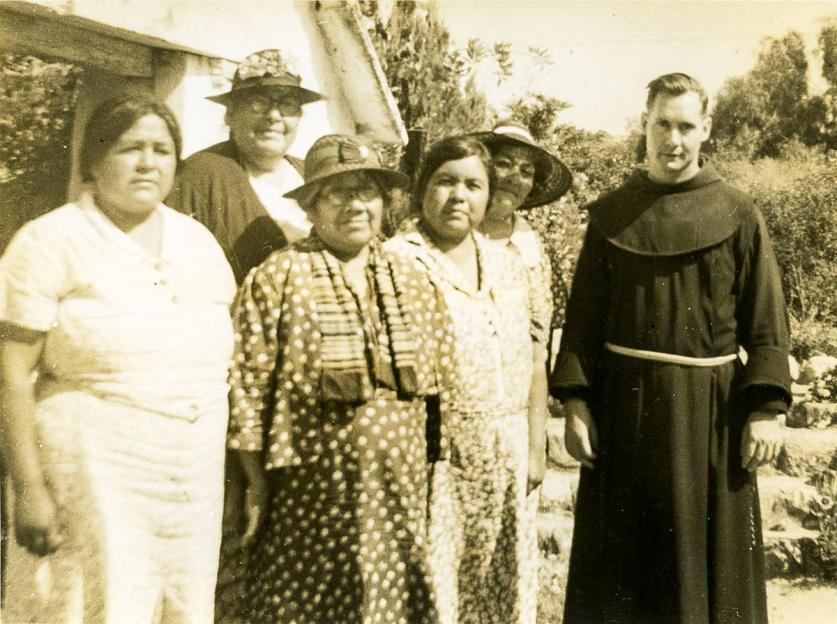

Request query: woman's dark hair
[
  {"left": 79, "top": 94, "right": 182, "bottom": 183},
  {"left": 411, "top": 136, "right": 496, "bottom": 215}
]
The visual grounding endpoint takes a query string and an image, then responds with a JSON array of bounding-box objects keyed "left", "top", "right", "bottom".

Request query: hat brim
[
  {"left": 285, "top": 168, "right": 411, "bottom": 208},
  {"left": 471, "top": 132, "right": 573, "bottom": 209},
  {"left": 206, "top": 82, "right": 324, "bottom": 106}
]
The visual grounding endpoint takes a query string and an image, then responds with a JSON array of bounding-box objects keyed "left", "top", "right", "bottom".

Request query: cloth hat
[
  {"left": 206, "top": 49, "right": 324, "bottom": 106},
  {"left": 285, "top": 134, "right": 410, "bottom": 207},
  {"left": 471, "top": 120, "right": 572, "bottom": 208}
]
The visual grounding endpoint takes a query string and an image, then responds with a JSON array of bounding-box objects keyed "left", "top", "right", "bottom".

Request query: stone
[
  {"left": 789, "top": 355, "right": 800, "bottom": 382},
  {"left": 787, "top": 402, "right": 837, "bottom": 429},
  {"left": 764, "top": 527, "right": 823, "bottom": 578},
  {"left": 759, "top": 474, "right": 820, "bottom": 528},
  {"left": 537, "top": 510, "right": 575, "bottom": 557},
  {"left": 546, "top": 417, "right": 580, "bottom": 470},
  {"left": 774, "top": 427, "right": 837, "bottom": 478},
  {"left": 538, "top": 469, "right": 578, "bottom": 513},
  {"left": 798, "top": 355, "right": 837, "bottom": 385}
]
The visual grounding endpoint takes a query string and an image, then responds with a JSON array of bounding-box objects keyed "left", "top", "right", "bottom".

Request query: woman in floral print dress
[
  {"left": 227, "top": 134, "right": 454, "bottom": 624},
  {"left": 387, "top": 136, "right": 541, "bottom": 624}
]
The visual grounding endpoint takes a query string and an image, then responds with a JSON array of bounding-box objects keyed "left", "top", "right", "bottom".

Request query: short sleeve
[
  {"left": 0, "top": 221, "right": 67, "bottom": 331},
  {"left": 227, "top": 256, "right": 288, "bottom": 452}
]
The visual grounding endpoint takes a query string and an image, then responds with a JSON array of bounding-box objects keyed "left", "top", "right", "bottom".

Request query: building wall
[
  {"left": 50, "top": 0, "right": 356, "bottom": 155},
  {"left": 10, "top": 1, "right": 364, "bottom": 198}
]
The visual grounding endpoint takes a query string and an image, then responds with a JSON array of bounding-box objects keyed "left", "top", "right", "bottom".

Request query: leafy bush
[
  {"left": 719, "top": 148, "right": 837, "bottom": 325},
  {"left": 790, "top": 317, "right": 837, "bottom": 360},
  {"left": 810, "top": 456, "right": 837, "bottom": 580},
  {"left": 526, "top": 201, "right": 585, "bottom": 328},
  {"left": 805, "top": 367, "right": 837, "bottom": 403},
  {"left": 1, "top": 55, "right": 79, "bottom": 252}
]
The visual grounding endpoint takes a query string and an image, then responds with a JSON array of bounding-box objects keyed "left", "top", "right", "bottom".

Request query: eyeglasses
[
  {"left": 245, "top": 94, "right": 303, "bottom": 116},
  {"left": 319, "top": 182, "right": 382, "bottom": 206}
]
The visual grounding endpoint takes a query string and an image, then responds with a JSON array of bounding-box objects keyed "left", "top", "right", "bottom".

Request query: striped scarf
[{"left": 310, "top": 238, "right": 418, "bottom": 402}]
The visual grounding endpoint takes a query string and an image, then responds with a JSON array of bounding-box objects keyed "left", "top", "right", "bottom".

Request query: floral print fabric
[{"left": 386, "top": 223, "right": 539, "bottom": 624}]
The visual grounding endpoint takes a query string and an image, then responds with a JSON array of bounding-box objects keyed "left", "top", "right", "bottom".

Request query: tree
[
  {"left": 711, "top": 31, "right": 812, "bottom": 158},
  {"left": 365, "top": 1, "right": 489, "bottom": 144},
  {"left": 0, "top": 54, "right": 80, "bottom": 251}
]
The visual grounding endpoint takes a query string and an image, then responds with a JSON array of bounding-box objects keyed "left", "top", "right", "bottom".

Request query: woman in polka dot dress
[
  {"left": 227, "top": 134, "right": 454, "bottom": 624},
  {"left": 387, "top": 136, "right": 543, "bottom": 624}
]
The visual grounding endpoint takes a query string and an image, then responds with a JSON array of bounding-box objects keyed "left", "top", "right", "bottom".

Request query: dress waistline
[{"left": 605, "top": 343, "right": 738, "bottom": 367}]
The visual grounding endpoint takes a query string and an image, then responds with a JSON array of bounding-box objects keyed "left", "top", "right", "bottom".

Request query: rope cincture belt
[{"left": 605, "top": 343, "right": 738, "bottom": 367}]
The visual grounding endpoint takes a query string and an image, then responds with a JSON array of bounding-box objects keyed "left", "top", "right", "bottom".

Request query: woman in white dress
[{"left": 0, "top": 94, "right": 235, "bottom": 624}]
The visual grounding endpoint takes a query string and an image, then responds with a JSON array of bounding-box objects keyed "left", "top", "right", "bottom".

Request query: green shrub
[
  {"left": 810, "top": 455, "right": 837, "bottom": 580},
  {"left": 720, "top": 149, "right": 837, "bottom": 325},
  {"left": 526, "top": 200, "right": 586, "bottom": 329},
  {"left": 790, "top": 317, "right": 837, "bottom": 360}
]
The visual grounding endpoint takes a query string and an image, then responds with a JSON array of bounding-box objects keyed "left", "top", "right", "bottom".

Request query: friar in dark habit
[{"left": 550, "top": 72, "right": 791, "bottom": 624}]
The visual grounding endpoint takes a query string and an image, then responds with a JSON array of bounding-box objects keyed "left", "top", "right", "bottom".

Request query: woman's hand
[
  {"left": 527, "top": 443, "right": 547, "bottom": 494},
  {"left": 240, "top": 471, "right": 268, "bottom": 546},
  {"left": 14, "top": 483, "right": 63, "bottom": 557},
  {"left": 741, "top": 411, "right": 784, "bottom": 472},
  {"left": 235, "top": 451, "right": 269, "bottom": 547},
  {"left": 564, "top": 398, "right": 598, "bottom": 470}
]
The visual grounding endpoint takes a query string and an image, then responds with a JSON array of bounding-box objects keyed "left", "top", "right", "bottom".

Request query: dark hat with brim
[
  {"left": 471, "top": 120, "right": 572, "bottom": 208},
  {"left": 285, "top": 134, "right": 410, "bottom": 208},
  {"left": 206, "top": 49, "right": 324, "bottom": 106}
]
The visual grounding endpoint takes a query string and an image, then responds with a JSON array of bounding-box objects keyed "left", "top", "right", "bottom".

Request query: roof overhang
[
  {"left": 0, "top": 1, "right": 229, "bottom": 76},
  {"left": 313, "top": 0, "right": 407, "bottom": 145}
]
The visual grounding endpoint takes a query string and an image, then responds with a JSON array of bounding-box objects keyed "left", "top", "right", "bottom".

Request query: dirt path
[{"left": 768, "top": 580, "right": 837, "bottom": 624}]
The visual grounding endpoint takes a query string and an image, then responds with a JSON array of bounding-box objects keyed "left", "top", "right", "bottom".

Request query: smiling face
[
  {"left": 643, "top": 90, "right": 711, "bottom": 185},
  {"left": 226, "top": 88, "right": 303, "bottom": 165},
  {"left": 421, "top": 155, "right": 491, "bottom": 246},
  {"left": 489, "top": 144, "right": 536, "bottom": 217},
  {"left": 309, "top": 171, "right": 384, "bottom": 259},
  {"left": 90, "top": 114, "right": 177, "bottom": 217}
]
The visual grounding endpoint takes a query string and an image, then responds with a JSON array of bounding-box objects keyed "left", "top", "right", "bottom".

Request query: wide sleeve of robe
[
  {"left": 548, "top": 223, "right": 608, "bottom": 399},
  {"left": 733, "top": 208, "right": 792, "bottom": 408}
]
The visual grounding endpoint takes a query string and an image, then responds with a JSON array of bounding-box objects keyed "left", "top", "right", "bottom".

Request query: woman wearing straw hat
[
  {"left": 168, "top": 49, "right": 323, "bottom": 284},
  {"left": 227, "top": 134, "right": 454, "bottom": 623},
  {"left": 473, "top": 119, "right": 573, "bottom": 496}
]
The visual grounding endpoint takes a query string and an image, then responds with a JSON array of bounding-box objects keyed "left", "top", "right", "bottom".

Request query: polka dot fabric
[{"left": 226, "top": 240, "right": 455, "bottom": 623}]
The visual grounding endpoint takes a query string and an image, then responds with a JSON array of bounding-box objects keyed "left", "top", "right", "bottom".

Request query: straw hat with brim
[
  {"left": 206, "top": 48, "right": 324, "bottom": 106},
  {"left": 285, "top": 135, "right": 410, "bottom": 208},
  {"left": 471, "top": 121, "right": 572, "bottom": 208}
]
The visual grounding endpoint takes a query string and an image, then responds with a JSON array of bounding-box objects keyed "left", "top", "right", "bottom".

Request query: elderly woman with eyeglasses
[
  {"left": 168, "top": 48, "right": 322, "bottom": 283},
  {"left": 227, "top": 134, "right": 455, "bottom": 624}
]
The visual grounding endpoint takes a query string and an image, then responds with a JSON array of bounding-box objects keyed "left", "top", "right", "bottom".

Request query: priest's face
[{"left": 643, "top": 90, "right": 711, "bottom": 185}]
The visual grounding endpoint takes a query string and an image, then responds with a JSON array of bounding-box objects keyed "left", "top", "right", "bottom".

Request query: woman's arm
[
  {"left": 234, "top": 450, "right": 268, "bottom": 546},
  {"left": 527, "top": 342, "right": 548, "bottom": 493},
  {"left": 0, "top": 324, "right": 63, "bottom": 556}
]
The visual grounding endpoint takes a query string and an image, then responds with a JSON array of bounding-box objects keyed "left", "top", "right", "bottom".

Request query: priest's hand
[
  {"left": 564, "top": 398, "right": 598, "bottom": 470},
  {"left": 741, "top": 411, "right": 784, "bottom": 472}
]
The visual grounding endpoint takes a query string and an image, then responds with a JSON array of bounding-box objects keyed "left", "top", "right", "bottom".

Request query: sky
[{"left": 438, "top": 1, "right": 837, "bottom": 136}]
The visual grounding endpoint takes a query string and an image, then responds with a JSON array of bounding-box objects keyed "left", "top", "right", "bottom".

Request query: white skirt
[{"left": 2, "top": 390, "right": 227, "bottom": 624}]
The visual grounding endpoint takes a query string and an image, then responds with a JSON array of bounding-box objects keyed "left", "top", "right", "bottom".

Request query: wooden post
[{"left": 402, "top": 128, "right": 426, "bottom": 184}]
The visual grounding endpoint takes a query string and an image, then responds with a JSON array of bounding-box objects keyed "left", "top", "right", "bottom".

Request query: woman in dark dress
[{"left": 227, "top": 134, "right": 453, "bottom": 624}]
